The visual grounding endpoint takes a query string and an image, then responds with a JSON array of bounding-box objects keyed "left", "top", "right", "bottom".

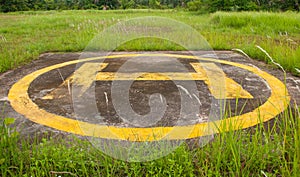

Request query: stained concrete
[{"left": 0, "top": 51, "right": 299, "bottom": 138}]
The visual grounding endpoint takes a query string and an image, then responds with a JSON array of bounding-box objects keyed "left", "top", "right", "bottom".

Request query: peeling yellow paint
[
  {"left": 8, "top": 54, "right": 290, "bottom": 141},
  {"left": 73, "top": 63, "right": 108, "bottom": 96},
  {"left": 192, "top": 63, "right": 253, "bottom": 99},
  {"left": 42, "top": 95, "right": 54, "bottom": 100}
]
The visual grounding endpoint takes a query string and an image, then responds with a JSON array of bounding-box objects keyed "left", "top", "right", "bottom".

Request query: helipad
[{"left": 5, "top": 52, "right": 292, "bottom": 141}]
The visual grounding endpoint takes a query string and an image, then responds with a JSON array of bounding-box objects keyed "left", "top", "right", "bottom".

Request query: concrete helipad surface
[{"left": 0, "top": 51, "right": 299, "bottom": 141}]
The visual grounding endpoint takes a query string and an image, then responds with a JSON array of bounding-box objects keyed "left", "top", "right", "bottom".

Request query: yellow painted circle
[{"left": 8, "top": 54, "right": 290, "bottom": 141}]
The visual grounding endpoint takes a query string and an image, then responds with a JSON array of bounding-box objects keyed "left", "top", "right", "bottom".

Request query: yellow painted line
[
  {"left": 73, "top": 63, "right": 108, "bottom": 96},
  {"left": 96, "top": 72, "right": 205, "bottom": 80},
  {"left": 8, "top": 54, "right": 290, "bottom": 141}
]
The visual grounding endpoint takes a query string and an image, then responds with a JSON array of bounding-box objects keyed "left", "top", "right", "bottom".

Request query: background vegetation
[
  {"left": 0, "top": 10, "right": 299, "bottom": 75},
  {"left": 0, "top": 0, "right": 299, "bottom": 12}
]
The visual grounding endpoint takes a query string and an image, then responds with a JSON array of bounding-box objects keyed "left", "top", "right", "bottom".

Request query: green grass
[
  {"left": 1, "top": 10, "right": 300, "bottom": 176},
  {"left": 1, "top": 106, "right": 299, "bottom": 176},
  {"left": 0, "top": 10, "right": 299, "bottom": 75}
]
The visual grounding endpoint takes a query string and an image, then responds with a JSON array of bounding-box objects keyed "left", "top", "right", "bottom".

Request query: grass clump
[
  {"left": 1, "top": 105, "right": 300, "bottom": 176},
  {"left": 210, "top": 11, "right": 300, "bottom": 36}
]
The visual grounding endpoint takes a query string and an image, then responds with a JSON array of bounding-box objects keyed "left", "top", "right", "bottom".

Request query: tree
[{"left": 0, "top": 0, "right": 299, "bottom": 12}]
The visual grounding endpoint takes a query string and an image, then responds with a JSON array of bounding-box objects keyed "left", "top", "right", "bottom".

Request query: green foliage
[
  {"left": 119, "top": 0, "right": 139, "bottom": 9},
  {"left": 187, "top": 0, "right": 299, "bottom": 12},
  {"left": 1, "top": 0, "right": 299, "bottom": 12},
  {"left": 187, "top": 0, "right": 203, "bottom": 11},
  {"left": 0, "top": 0, "right": 120, "bottom": 12},
  {"left": 149, "top": 0, "right": 161, "bottom": 9}
]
